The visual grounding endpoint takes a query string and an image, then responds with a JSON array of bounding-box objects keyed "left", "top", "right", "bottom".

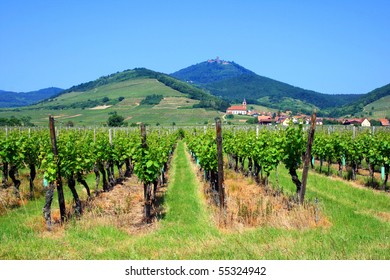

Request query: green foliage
[
  {"left": 107, "top": 113, "right": 125, "bottom": 127},
  {"left": 186, "top": 128, "right": 218, "bottom": 172},
  {"left": 0, "top": 116, "right": 34, "bottom": 126},
  {"left": 226, "top": 114, "right": 234, "bottom": 119},
  {"left": 133, "top": 130, "right": 177, "bottom": 184},
  {"left": 65, "top": 121, "right": 74, "bottom": 127},
  {"left": 140, "top": 94, "right": 163, "bottom": 106},
  {"left": 282, "top": 124, "right": 305, "bottom": 171},
  {"left": 245, "top": 117, "right": 258, "bottom": 124},
  {"left": 370, "top": 119, "right": 381, "bottom": 126}
]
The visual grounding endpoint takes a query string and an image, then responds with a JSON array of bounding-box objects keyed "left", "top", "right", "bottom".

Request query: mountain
[
  {"left": 0, "top": 87, "right": 63, "bottom": 107},
  {"left": 171, "top": 58, "right": 363, "bottom": 115},
  {"left": 0, "top": 68, "right": 227, "bottom": 126},
  {"left": 171, "top": 57, "right": 255, "bottom": 85}
]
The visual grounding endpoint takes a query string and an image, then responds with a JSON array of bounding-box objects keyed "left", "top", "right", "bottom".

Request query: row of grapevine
[
  {"left": 0, "top": 121, "right": 178, "bottom": 227},
  {"left": 312, "top": 129, "right": 390, "bottom": 189},
  {"left": 186, "top": 128, "right": 218, "bottom": 189},
  {"left": 187, "top": 118, "right": 389, "bottom": 204},
  {"left": 185, "top": 120, "right": 225, "bottom": 210},
  {"left": 185, "top": 121, "right": 315, "bottom": 204},
  {"left": 222, "top": 124, "right": 312, "bottom": 201}
]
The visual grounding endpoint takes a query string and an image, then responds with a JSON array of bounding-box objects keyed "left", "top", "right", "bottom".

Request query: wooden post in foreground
[
  {"left": 140, "top": 123, "right": 151, "bottom": 223},
  {"left": 49, "top": 115, "right": 66, "bottom": 222},
  {"left": 215, "top": 118, "right": 225, "bottom": 215},
  {"left": 300, "top": 112, "right": 317, "bottom": 204}
]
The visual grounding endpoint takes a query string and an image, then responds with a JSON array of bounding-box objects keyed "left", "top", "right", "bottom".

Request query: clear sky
[{"left": 1, "top": 0, "right": 389, "bottom": 94}]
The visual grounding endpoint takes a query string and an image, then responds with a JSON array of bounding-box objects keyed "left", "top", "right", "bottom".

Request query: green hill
[
  {"left": 171, "top": 58, "right": 363, "bottom": 114},
  {"left": 327, "top": 83, "right": 390, "bottom": 117},
  {"left": 0, "top": 69, "right": 227, "bottom": 126},
  {"left": 362, "top": 95, "right": 390, "bottom": 118}
]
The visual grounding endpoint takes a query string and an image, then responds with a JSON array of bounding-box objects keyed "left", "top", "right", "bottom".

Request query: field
[{"left": 0, "top": 140, "right": 389, "bottom": 259}]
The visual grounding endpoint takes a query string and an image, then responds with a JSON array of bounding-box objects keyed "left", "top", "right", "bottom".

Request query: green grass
[{"left": 0, "top": 141, "right": 389, "bottom": 259}]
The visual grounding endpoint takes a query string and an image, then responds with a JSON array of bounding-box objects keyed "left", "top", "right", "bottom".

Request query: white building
[
  {"left": 226, "top": 99, "right": 247, "bottom": 115},
  {"left": 361, "top": 119, "right": 371, "bottom": 127}
]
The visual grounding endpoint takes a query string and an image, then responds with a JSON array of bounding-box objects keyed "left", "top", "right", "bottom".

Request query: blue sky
[{"left": 1, "top": 0, "right": 389, "bottom": 94}]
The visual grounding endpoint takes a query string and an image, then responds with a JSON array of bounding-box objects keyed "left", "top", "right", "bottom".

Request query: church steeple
[{"left": 242, "top": 98, "right": 247, "bottom": 110}]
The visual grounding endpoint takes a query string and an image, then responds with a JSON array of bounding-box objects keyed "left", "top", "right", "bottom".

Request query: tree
[
  {"left": 102, "top": 97, "right": 110, "bottom": 103},
  {"left": 65, "top": 121, "right": 74, "bottom": 127},
  {"left": 370, "top": 119, "right": 381, "bottom": 126},
  {"left": 107, "top": 113, "right": 125, "bottom": 127},
  {"left": 21, "top": 116, "right": 34, "bottom": 126}
]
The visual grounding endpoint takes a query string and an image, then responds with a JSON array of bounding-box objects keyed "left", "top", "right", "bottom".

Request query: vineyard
[
  {"left": 0, "top": 120, "right": 177, "bottom": 226},
  {"left": 0, "top": 119, "right": 389, "bottom": 259}
]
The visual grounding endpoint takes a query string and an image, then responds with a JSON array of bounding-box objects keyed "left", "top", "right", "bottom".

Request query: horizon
[{"left": 1, "top": 0, "right": 389, "bottom": 94}]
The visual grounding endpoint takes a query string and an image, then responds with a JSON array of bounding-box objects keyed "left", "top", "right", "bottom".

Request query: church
[{"left": 226, "top": 99, "right": 247, "bottom": 115}]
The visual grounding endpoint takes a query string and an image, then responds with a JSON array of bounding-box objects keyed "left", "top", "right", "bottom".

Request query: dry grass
[
  {"left": 79, "top": 177, "right": 162, "bottom": 235},
  {"left": 0, "top": 187, "right": 29, "bottom": 215},
  {"left": 80, "top": 175, "right": 167, "bottom": 235},
  {"left": 194, "top": 166, "right": 331, "bottom": 232}
]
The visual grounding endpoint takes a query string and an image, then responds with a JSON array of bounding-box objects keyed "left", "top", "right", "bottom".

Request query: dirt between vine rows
[{"left": 37, "top": 175, "right": 167, "bottom": 237}]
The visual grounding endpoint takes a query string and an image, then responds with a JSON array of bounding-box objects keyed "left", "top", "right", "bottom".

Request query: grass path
[{"left": 0, "top": 140, "right": 389, "bottom": 259}]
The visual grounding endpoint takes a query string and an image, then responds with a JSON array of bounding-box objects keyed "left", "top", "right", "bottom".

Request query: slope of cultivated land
[
  {"left": 362, "top": 95, "right": 390, "bottom": 118},
  {"left": 0, "top": 78, "right": 222, "bottom": 126},
  {"left": 0, "top": 141, "right": 389, "bottom": 259}
]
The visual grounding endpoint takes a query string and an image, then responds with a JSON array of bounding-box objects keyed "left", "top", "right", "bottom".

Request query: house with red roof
[
  {"left": 343, "top": 118, "right": 363, "bottom": 125},
  {"left": 257, "top": 115, "right": 272, "bottom": 125},
  {"left": 378, "top": 118, "right": 390, "bottom": 126},
  {"left": 226, "top": 99, "right": 247, "bottom": 115}
]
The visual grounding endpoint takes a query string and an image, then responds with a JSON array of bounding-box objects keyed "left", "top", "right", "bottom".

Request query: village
[{"left": 226, "top": 99, "right": 390, "bottom": 127}]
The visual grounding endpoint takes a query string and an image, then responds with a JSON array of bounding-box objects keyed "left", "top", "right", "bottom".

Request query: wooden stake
[
  {"left": 215, "top": 118, "right": 225, "bottom": 214},
  {"left": 300, "top": 112, "right": 317, "bottom": 204},
  {"left": 140, "top": 123, "right": 151, "bottom": 222},
  {"left": 109, "top": 128, "right": 112, "bottom": 145},
  {"left": 49, "top": 116, "right": 66, "bottom": 223}
]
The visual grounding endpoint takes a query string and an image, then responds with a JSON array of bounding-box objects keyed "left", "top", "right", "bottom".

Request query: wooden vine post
[
  {"left": 140, "top": 123, "right": 152, "bottom": 223},
  {"left": 300, "top": 112, "right": 317, "bottom": 204},
  {"left": 215, "top": 118, "right": 226, "bottom": 218},
  {"left": 49, "top": 115, "right": 66, "bottom": 222}
]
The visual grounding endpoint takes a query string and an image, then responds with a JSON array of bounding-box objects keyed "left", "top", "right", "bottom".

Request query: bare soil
[{"left": 36, "top": 175, "right": 168, "bottom": 236}]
